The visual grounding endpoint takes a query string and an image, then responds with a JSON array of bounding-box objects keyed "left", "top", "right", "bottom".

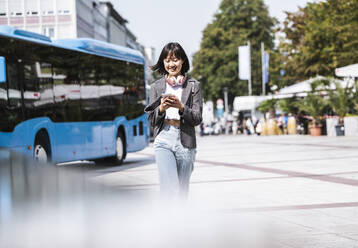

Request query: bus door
[
  {"left": 79, "top": 55, "right": 102, "bottom": 159},
  {"left": 6, "top": 60, "right": 24, "bottom": 135},
  {"left": 99, "top": 84, "right": 115, "bottom": 156},
  {"left": 52, "top": 61, "right": 85, "bottom": 162}
]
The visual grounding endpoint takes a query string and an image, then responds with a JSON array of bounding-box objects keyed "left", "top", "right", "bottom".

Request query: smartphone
[{"left": 162, "top": 93, "right": 174, "bottom": 98}]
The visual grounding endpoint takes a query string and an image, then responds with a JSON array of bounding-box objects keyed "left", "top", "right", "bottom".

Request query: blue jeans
[{"left": 153, "top": 123, "right": 196, "bottom": 198}]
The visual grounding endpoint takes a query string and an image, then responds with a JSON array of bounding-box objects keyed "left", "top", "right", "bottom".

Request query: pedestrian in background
[{"left": 144, "top": 42, "right": 203, "bottom": 200}]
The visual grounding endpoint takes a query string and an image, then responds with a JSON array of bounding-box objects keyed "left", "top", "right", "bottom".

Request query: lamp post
[{"left": 223, "top": 87, "right": 229, "bottom": 135}]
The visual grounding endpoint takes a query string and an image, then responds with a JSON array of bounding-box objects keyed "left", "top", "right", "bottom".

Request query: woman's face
[{"left": 163, "top": 53, "right": 183, "bottom": 77}]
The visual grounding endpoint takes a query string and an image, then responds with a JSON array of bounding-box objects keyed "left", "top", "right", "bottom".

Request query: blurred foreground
[
  {"left": 2, "top": 133, "right": 358, "bottom": 247},
  {"left": 0, "top": 149, "right": 276, "bottom": 248}
]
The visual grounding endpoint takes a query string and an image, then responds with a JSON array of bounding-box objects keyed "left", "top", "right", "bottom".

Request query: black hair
[{"left": 151, "top": 42, "right": 190, "bottom": 75}]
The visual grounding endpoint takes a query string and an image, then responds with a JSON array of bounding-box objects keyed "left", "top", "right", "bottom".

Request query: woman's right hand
[{"left": 159, "top": 96, "right": 171, "bottom": 113}]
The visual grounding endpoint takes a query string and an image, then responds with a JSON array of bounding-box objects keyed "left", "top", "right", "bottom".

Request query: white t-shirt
[{"left": 164, "top": 84, "right": 183, "bottom": 120}]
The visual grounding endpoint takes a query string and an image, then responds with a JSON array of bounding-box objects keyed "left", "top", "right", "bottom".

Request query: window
[
  {"left": 139, "top": 121, "right": 144, "bottom": 135},
  {"left": 42, "top": 26, "right": 55, "bottom": 38},
  {"left": 9, "top": 0, "right": 23, "bottom": 16},
  {"left": 133, "top": 125, "right": 137, "bottom": 136},
  {"left": 25, "top": 0, "right": 38, "bottom": 16},
  {"left": 52, "top": 48, "right": 81, "bottom": 122},
  {"left": 40, "top": 0, "right": 54, "bottom": 15},
  {"left": 79, "top": 54, "right": 99, "bottom": 122},
  {"left": 3, "top": 60, "right": 23, "bottom": 132},
  {"left": 0, "top": 0, "right": 7, "bottom": 16},
  {"left": 57, "top": 0, "right": 71, "bottom": 15},
  {"left": 48, "top": 28, "right": 54, "bottom": 38},
  {"left": 23, "top": 61, "right": 54, "bottom": 120}
]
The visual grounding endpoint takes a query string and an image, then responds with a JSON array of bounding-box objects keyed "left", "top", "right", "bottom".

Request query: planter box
[
  {"left": 344, "top": 116, "right": 358, "bottom": 136},
  {"left": 326, "top": 117, "right": 339, "bottom": 136}
]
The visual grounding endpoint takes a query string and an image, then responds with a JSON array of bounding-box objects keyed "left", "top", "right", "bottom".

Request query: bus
[{"left": 0, "top": 26, "right": 149, "bottom": 164}]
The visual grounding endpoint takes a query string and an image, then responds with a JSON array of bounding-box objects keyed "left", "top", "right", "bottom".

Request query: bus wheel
[
  {"left": 34, "top": 132, "right": 51, "bottom": 163},
  {"left": 111, "top": 131, "right": 126, "bottom": 165}
]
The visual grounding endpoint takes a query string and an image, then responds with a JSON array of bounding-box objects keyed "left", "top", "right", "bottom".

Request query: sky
[{"left": 111, "top": 0, "right": 314, "bottom": 63}]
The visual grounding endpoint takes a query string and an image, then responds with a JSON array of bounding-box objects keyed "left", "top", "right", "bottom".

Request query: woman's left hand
[{"left": 167, "top": 95, "right": 184, "bottom": 112}]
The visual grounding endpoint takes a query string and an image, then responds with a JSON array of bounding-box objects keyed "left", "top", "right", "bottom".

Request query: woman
[{"left": 144, "top": 42, "right": 202, "bottom": 198}]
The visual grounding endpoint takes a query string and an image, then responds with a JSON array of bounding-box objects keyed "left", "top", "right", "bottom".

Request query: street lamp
[
  {"left": 223, "top": 87, "right": 229, "bottom": 134},
  {"left": 223, "top": 87, "right": 229, "bottom": 116}
]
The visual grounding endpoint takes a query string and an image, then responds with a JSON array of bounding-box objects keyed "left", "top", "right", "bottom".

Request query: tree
[
  {"left": 256, "top": 98, "right": 277, "bottom": 118},
  {"left": 352, "top": 80, "right": 358, "bottom": 113},
  {"left": 279, "top": 0, "right": 358, "bottom": 85},
  {"left": 192, "top": 0, "right": 276, "bottom": 104},
  {"left": 277, "top": 97, "right": 299, "bottom": 114}
]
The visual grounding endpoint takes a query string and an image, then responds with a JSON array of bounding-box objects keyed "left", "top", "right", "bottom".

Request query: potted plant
[
  {"left": 296, "top": 79, "right": 328, "bottom": 136},
  {"left": 326, "top": 80, "right": 352, "bottom": 136}
]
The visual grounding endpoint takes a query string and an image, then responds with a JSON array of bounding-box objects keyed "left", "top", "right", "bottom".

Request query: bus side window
[
  {"left": 79, "top": 54, "right": 99, "bottom": 122},
  {"left": 6, "top": 61, "right": 23, "bottom": 130},
  {"left": 23, "top": 61, "right": 54, "bottom": 120},
  {"left": 109, "top": 59, "right": 126, "bottom": 119},
  {"left": 97, "top": 57, "right": 116, "bottom": 121},
  {"left": 52, "top": 49, "right": 81, "bottom": 122}
]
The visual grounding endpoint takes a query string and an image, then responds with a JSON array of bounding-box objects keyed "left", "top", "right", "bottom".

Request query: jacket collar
[{"left": 158, "top": 76, "right": 193, "bottom": 104}]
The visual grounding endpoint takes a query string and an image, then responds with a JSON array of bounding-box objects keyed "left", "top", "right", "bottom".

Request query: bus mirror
[{"left": 0, "top": 57, "right": 5, "bottom": 83}]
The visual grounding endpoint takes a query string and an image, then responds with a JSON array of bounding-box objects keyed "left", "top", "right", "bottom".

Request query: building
[
  {"left": 0, "top": 0, "right": 77, "bottom": 39},
  {"left": 0, "top": 0, "right": 155, "bottom": 83},
  {"left": 142, "top": 45, "right": 156, "bottom": 83},
  {"left": 98, "top": 1, "right": 127, "bottom": 46},
  {"left": 0, "top": 0, "right": 139, "bottom": 48}
]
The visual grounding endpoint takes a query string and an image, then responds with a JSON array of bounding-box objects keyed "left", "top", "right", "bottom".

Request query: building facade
[
  {"left": 98, "top": 2, "right": 127, "bottom": 47},
  {"left": 0, "top": 0, "right": 139, "bottom": 46},
  {"left": 0, "top": 0, "right": 154, "bottom": 83},
  {"left": 0, "top": 0, "right": 76, "bottom": 38}
]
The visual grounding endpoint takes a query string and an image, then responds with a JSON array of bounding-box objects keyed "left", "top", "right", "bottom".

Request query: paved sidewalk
[{"left": 92, "top": 135, "right": 358, "bottom": 247}]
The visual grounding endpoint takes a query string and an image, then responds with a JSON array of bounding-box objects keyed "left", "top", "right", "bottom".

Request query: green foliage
[
  {"left": 294, "top": 80, "right": 329, "bottom": 124},
  {"left": 352, "top": 80, "right": 358, "bottom": 113},
  {"left": 192, "top": 0, "right": 276, "bottom": 103},
  {"left": 296, "top": 94, "right": 327, "bottom": 125},
  {"left": 278, "top": 0, "right": 358, "bottom": 84},
  {"left": 256, "top": 98, "right": 277, "bottom": 113},
  {"left": 326, "top": 81, "right": 353, "bottom": 121},
  {"left": 277, "top": 98, "right": 299, "bottom": 114}
]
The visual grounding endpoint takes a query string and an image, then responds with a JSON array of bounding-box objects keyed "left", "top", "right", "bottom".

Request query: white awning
[
  {"left": 233, "top": 95, "right": 271, "bottom": 111},
  {"left": 275, "top": 76, "right": 347, "bottom": 99},
  {"left": 335, "top": 63, "right": 358, "bottom": 77}
]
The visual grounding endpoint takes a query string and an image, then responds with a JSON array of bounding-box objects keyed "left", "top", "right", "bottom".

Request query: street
[{"left": 87, "top": 134, "right": 358, "bottom": 247}]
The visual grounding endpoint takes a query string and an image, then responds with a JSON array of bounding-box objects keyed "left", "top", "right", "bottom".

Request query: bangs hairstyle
[{"left": 151, "top": 42, "right": 190, "bottom": 75}]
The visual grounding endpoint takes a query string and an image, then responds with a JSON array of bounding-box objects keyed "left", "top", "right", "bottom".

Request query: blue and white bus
[{"left": 0, "top": 26, "right": 149, "bottom": 164}]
